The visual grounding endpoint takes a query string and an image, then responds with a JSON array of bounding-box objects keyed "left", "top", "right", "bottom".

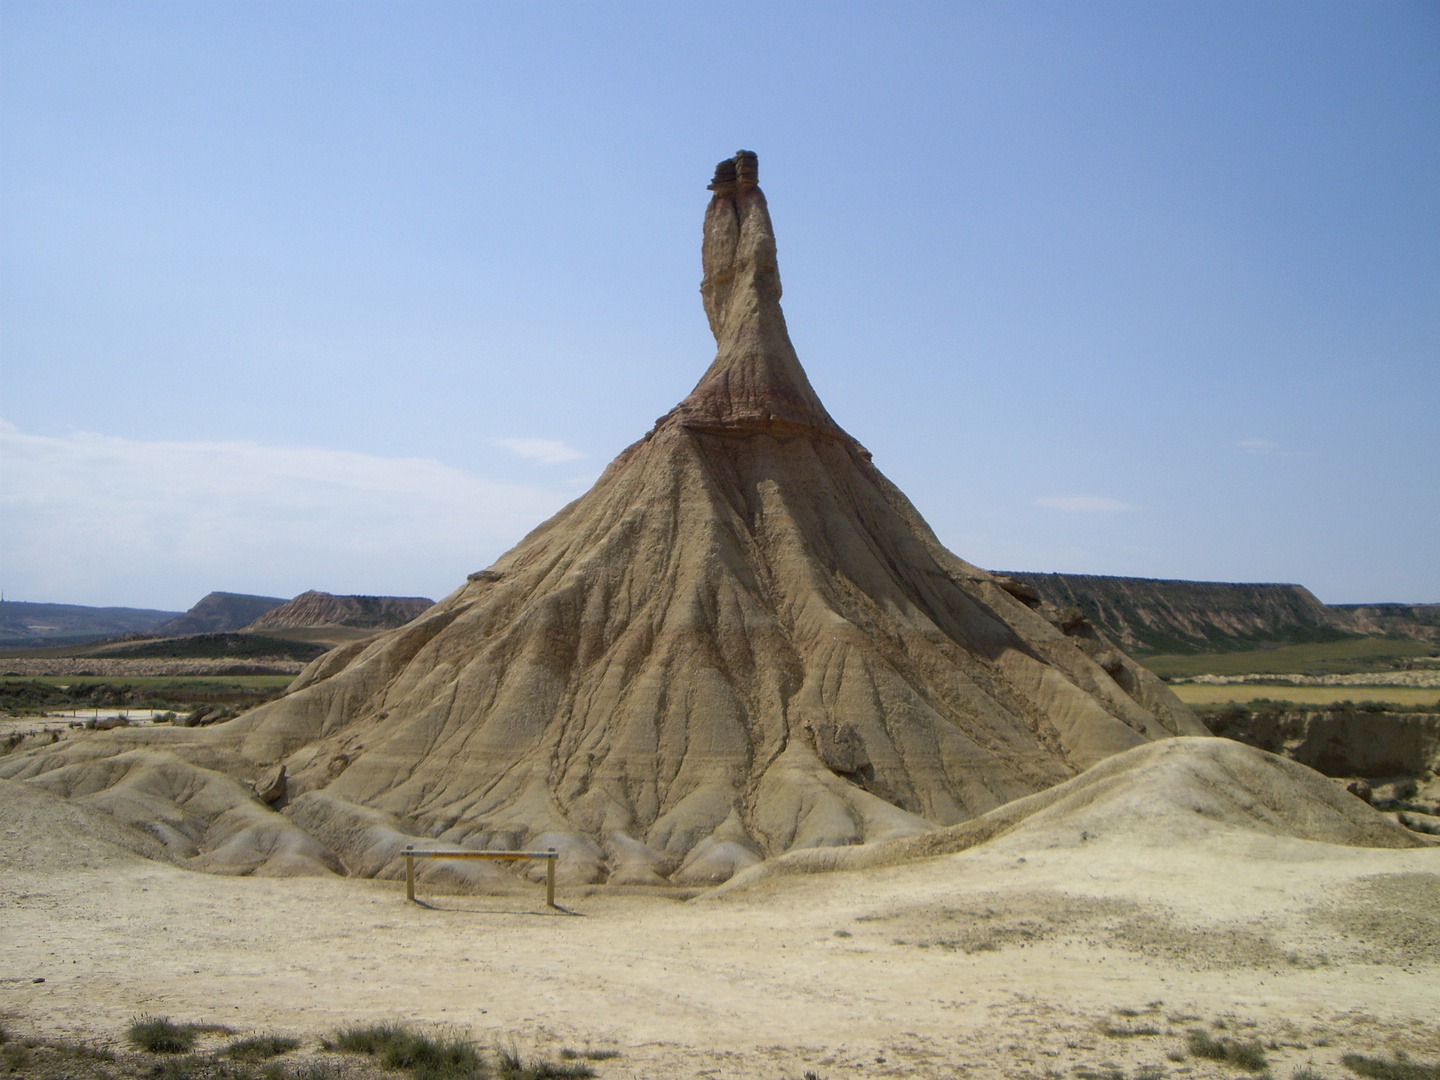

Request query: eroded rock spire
[{"left": 674, "top": 151, "right": 842, "bottom": 435}]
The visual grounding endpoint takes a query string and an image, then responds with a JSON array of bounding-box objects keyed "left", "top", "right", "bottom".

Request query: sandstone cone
[{"left": 1, "top": 152, "right": 1208, "bottom": 885}]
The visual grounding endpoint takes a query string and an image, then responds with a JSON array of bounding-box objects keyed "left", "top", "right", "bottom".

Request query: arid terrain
[{"left": 4, "top": 740, "right": 1438, "bottom": 1080}]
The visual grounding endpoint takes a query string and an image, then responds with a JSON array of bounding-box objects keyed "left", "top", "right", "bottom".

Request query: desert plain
[{"left": 4, "top": 737, "right": 1439, "bottom": 1080}]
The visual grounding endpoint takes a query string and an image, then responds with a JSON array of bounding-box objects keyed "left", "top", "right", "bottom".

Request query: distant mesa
[
  {"left": 243, "top": 591, "right": 435, "bottom": 632},
  {"left": 151, "top": 592, "right": 288, "bottom": 636},
  {"left": 997, "top": 573, "right": 1440, "bottom": 654}
]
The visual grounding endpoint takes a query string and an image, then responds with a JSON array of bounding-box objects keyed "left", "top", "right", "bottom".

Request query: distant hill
[
  {"left": 0, "top": 600, "right": 182, "bottom": 648},
  {"left": 151, "top": 592, "right": 288, "bottom": 636},
  {"left": 243, "top": 590, "right": 434, "bottom": 632},
  {"left": 1330, "top": 603, "right": 1440, "bottom": 643},
  {"left": 998, "top": 572, "right": 1439, "bottom": 654}
]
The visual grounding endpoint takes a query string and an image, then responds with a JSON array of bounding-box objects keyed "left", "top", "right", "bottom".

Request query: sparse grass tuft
[
  {"left": 495, "top": 1045, "right": 595, "bottom": 1080},
  {"left": 1135, "top": 1067, "right": 1166, "bottom": 1080},
  {"left": 128, "top": 1017, "right": 200, "bottom": 1054},
  {"left": 226, "top": 1036, "right": 302, "bottom": 1062},
  {"left": 145, "top": 1052, "right": 210, "bottom": 1079},
  {"left": 1103, "top": 1023, "right": 1162, "bottom": 1039},
  {"left": 1294, "top": 1067, "right": 1326, "bottom": 1080},
  {"left": 1187, "top": 1030, "right": 1268, "bottom": 1071},
  {"left": 333, "top": 1023, "right": 483, "bottom": 1080},
  {"left": 1341, "top": 1052, "right": 1440, "bottom": 1080},
  {"left": 559, "top": 1049, "right": 620, "bottom": 1062}
]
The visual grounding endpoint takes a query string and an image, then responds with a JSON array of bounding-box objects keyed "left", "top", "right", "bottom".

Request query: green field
[
  {"left": 2, "top": 674, "right": 294, "bottom": 688},
  {"left": 1140, "top": 638, "right": 1438, "bottom": 679},
  {"left": 0, "top": 674, "right": 294, "bottom": 714},
  {"left": 1170, "top": 683, "right": 1440, "bottom": 709}
]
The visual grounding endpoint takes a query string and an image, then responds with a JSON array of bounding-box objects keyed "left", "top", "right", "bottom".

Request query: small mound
[
  {"left": 3, "top": 748, "right": 343, "bottom": 877},
  {"left": 0, "top": 777, "right": 174, "bottom": 871},
  {"left": 717, "top": 737, "right": 1426, "bottom": 891}
]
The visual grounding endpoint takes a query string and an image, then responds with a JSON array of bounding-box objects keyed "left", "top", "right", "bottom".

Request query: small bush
[
  {"left": 226, "top": 1035, "right": 302, "bottom": 1061},
  {"left": 1341, "top": 1052, "right": 1440, "bottom": 1080},
  {"left": 559, "top": 1049, "right": 620, "bottom": 1061},
  {"left": 1294, "top": 1067, "right": 1327, "bottom": 1080},
  {"left": 128, "top": 1017, "right": 200, "bottom": 1054},
  {"left": 1188, "top": 1030, "right": 1268, "bottom": 1071}
]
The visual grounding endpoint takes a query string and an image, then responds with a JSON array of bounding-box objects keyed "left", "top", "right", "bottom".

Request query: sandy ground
[{"left": 4, "top": 803, "right": 1438, "bottom": 1079}]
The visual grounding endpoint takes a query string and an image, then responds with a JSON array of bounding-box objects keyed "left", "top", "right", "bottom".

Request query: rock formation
[
  {"left": 1, "top": 152, "right": 1210, "bottom": 886},
  {"left": 151, "top": 592, "right": 288, "bottom": 636},
  {"left": 243, "top": 591, "right": 435, "bottom": 633}
]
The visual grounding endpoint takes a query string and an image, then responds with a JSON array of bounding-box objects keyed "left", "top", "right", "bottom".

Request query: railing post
[
  {"left": 405, "top": 845, "right": 415, "bottom": 902},
  {"left": 546, "top": 848, "right": 556, "bottom": 908}
]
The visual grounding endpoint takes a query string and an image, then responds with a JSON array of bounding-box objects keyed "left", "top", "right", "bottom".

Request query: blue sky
[{"left": 2, "top": 1, "right": 1437, "bottom": 610}]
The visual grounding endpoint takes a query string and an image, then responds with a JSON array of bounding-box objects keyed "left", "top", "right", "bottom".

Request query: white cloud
[
  {"left": 1237, "top": 438, "right": 1280, "bottom": 453},
  {"left": 1034, "top": 495, "right": 1136, "bottom": 513},
  {"left": 0, "top": 422, "right": 574, "bottom": 609},
  {"left": 494, "top": 437, "right": 585, "bottom": 464}
]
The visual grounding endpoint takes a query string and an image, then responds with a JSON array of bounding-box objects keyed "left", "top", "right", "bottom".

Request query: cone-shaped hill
[{"left": 1, "top": 153, "right": 1208, "bottom": 887}]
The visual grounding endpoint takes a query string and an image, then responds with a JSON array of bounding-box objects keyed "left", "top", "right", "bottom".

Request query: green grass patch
[
  {"left": 0, "top": 676, "right": 291, "bottom": 715},
  {"left": 1341, "top": 1052, "right": 1440, "bottom": 1080},
  {"left": 1187, "top": 1030, "right": 1268, "bottom": 1071},
  {"left": 1142, "top": 639, "right": 1437, "bottom": 679},
  {"left": 1174, "top": 686, "right": 1440, "bottom": 709},
  {"left": 97, "top": 634, "right": 326, "bottom": 662},
  {"left": 3, "top": 674, "right": 294, "bottom": 687}
]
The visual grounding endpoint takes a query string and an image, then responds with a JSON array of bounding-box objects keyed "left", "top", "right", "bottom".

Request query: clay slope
[
  {"left": 244, "top": 591, "right": 436, "bottom": 632},
  {"left": 0, "top": 152, "right": 1208, "bottom": 888},
  {"left": 712, "top": 736, "right": 1428, "bottom": 893}
]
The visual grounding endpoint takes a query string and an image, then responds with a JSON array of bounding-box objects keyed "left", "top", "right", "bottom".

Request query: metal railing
[{"left": 401, "top": 845, "right": 559, "bottom": 907}]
